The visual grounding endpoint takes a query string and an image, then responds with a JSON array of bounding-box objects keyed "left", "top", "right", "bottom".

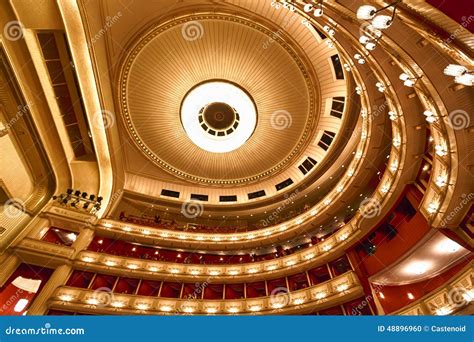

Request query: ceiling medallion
[
  {"left": 119, "top": 13, "right": 319, "bottom": 185},
  {"left": 181, "top": 81, "right": 257, "bottom": 153}
]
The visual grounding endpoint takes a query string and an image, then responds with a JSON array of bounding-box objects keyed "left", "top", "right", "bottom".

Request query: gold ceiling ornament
[{"left": 118, "top": 12, "right": 320, "bottom": 186}]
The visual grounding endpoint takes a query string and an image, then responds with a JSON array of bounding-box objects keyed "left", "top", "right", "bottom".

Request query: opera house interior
[{"left": 0, "top": 0, "right": 472, "bottom": 317}]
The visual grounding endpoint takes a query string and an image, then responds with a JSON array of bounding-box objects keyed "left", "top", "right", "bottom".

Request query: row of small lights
[
  {"left": 58, "top": 281, "right": 351, "bottom": 313},
  {"left": 80, "top": 228, "right": 350, "bottom": 276}
]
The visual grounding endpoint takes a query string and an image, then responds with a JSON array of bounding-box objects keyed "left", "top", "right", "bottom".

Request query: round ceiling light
[{"left": 180, "top": 81, "right": 257, "bottom": 153}]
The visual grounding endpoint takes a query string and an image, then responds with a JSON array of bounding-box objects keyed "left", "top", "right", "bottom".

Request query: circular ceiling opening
[{"left": 180, "top": 81, "right": 257, "bottom": 153}]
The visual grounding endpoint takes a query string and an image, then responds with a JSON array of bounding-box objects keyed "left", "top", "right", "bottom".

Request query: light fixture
[
  {"left": 407, "top": 292, "right": 415, "bottom": 300},
  {"left": 388, "top": 111, "right": 397, "bottom": 121},
  {"left": 435, "top": 144, "right": 448, "bottom": 157},
  {"left": 400, "top": 73, "right": 422, "bottom": 87},
  {"left": 13, "top": 299, "right": 29, "bottom": 313},
  {"left": 354, "top": 54, "right": 366, "bottom": 64},
  {"left": 444, "top": 64, "right": 474, "bottom": 86},
  {"left": 357, "top": 1, "right": 401, "bottom": 27},
  {"left": 406, "top": 261, "right": 429, "bottom": 275},
  {"left": 435, "top": 306, "right": 453, "bottom": 316},
  {"left": 423, "top": 110, "right": 437, "bottom": 123},
  {"left": 181, "top": 81, "right": 257, "bottom": 153},
  {"left": 435, "top": 175, "right": 447, "bottom": 188},
  {"left": 436, "top": 239, "right": 461, "bottom": 253},
  {"left": 376, "top": 81, "right": 386, "bottom": 92},
  {"left": 427, "top": 201, "right": 439, "bottom": 214}
]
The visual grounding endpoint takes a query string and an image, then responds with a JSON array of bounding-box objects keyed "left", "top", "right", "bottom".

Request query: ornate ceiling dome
[{"left": 120, "top": 13, "right": 319, "bottom": 185}]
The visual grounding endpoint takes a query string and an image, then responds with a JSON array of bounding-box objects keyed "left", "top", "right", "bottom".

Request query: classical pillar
[
  {"left": 27, "top": 264, "right": 72, "bottom": 315},
  {"left": 0, "top": 252, "right": 21, "bottom": 287}
]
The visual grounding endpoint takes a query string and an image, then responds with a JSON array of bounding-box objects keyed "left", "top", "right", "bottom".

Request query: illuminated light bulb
[
  {"left": 372, "top": 15, "right": 393, "bottom": 29},
  {"left": 228, "top": 307, "right": 240, "bottom": 313},
  {"left": 149, "top": 266, "right": 158, "bottom": 272},
  {"left": 435, "top": 144, "right": 448, "bottom": 157},
  {"left": 337, "top": 186, "right": 344, "bottom": 193},
  {"left": 66, "top": 233, "right": 77, "bottom": 241},
  {"left": 267, "top": 265, "right": 277, "bottom": 271},
  {"left": 339, "top": 234, "right": 349, "bottom": 241},
  {"left": 170, "top": 268, "right": 179, "bottom": 274},
  {"left": 143, "top": 230, "right": 150, "bottom": 235},
  {"left": 324, "top": 199, "right": 332, "bottom": 205},
  {"left": 13, "top": 299, "right": 29, "bottom": 313},
  {"left": 359, "top": 35, "right": 370, "bottom": 44},
  {"left": 271, "top": 302, "right": 285, "bottom": 309},
  {"left": 190, "top": 270, "right": 201, "bottom": 275},
  {"left": 436, "top": 239, "right": 461, "bottom": 253},
  {"left": 381, "top": 184, "right": 390, "bottom": 193},
  {"left": 305, "top": 253, "right": 315, "bottom": 260},
  {"left": 388, "top": 111, "right": 397, "bottom": 121},
  {"left": 111, "top": 301, "right": 125, "bottom": 308},
  {"left": 127, "top": 264, "right": 138, "bottom": 270},
  {"left": 379, "top": 292, "right": 385, "bottom": 299},
  {"left": 357, "top": 5, "right": 377, "bottom": 19},
  {"left": 248, "top": 268, "right": 258, "bottom": 274},
  {"left": 347, "top": 170, "right": 354, "bottom": 177},
  {"left": 206, "top": 308, "right": 218, "bottom": 314},
  {"left": 444, "top": 64, "right": 467, "bottom": 77},
  {"left": 316, "top": 292, "right": 327, "bottom": 299},
  {"left": 86, "top": 298, "right": 99, "bottom": 305},
  {"left": 82, "top": 257, "right": 94, "bottom": 263},
  {"left": 323, "top": 25, "right": 330, "bottom": 32},
  {"left": 160, "top": 305, "right": 172, "bottom": 312},
  {"left": 427, "top": 202, "right": 439, "bottom": 214},
  {"left": 104, "top": 223, "right": 112, "bottom": 228},
  {"left": 328, "top": 29, "right": 335, "bottom": 36},
  {"left": 303, "top": 4, "right": 314, "bottom": 12},
  {"left": 407, "top": 292, "right": 415, "bottom": 300},
  {"left": 407, "top": 262, "right": 429, "bottom": 275},
  {"left": 399, "top": 73, "right": 410, "bottom": 81},
  {"left": 105, "top": 260, "right": 116, "bottom": 267},
  {"left": 286, "top": 260, "right": 296, "bottom": 266},
  {"left": 403, "top": 80, "right": 415, "bottom": 87},
  {"left": 136, "top": 303, "right": 149, "bottom": 311},
  {"left": 354, "top": 53, "right": 362, "bottom": 59},
  {"left": 296, "top": 218, "right": 303, "bottom": 225},
  {"left": 365, "top": 42, "right": 376, "bottom": 50},
  {"left": 355, "top": 86, "right": 362, "bottom": 95},
  {"left": 182, "top": 307, "right": 195, "bottom": 313},
  {"left": 390, "top": 162, "right": 398, "bottom": 172},
  {"left": 249, "top": 305, "right": 262, "bottom": 312},
  {"left": 358, "top": 59, "right": 366, "bottom": 65},
  {"left": 311, "top": 209, "right": 318, "bottom": 216},
  {"left": 454, "top": 73, "right": 474, "bottom": 86},
  {"left": 337, "top": 283, "right": 349, "bottom": 292},
  {"left": 59, "top": 294, "right": 73, "bottom": 302},
  {"left": 123, "top": 227, "right": 131, "bottom": 232},
  {"left": 322, "top": 245, "right": 332, "bottom": 252},
  {"left": 326, "top": 40, "right": 334, "bottom": 48},
  {"left": 314, "top": 8, "right": 323, "bottom": 17},
  {"left": 209, "top": 270, "right": 220, "bottom": 276},
  {"left": 393, "top": 138, "right": 401, "bottom": 147},
  {"left": 435, "top": 175, "right": 447, "bottom": 188},
  {"left": 293, "top": 298, "right": 305, "bottom": 305}
]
